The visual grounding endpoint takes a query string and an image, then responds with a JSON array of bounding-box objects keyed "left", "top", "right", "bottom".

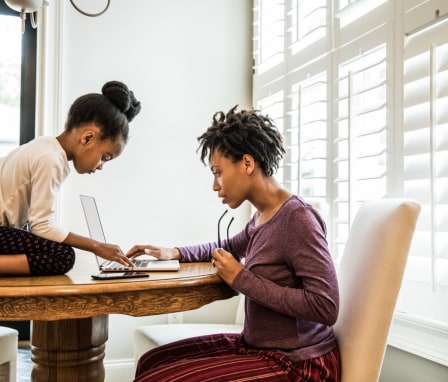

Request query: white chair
[
  {"left": 334, "top": 199, "right": 420, "bottom": 382},
  {"left": 134, "top": 199, "right": 420, "bottom": 381},
  {"left": 134, "top": 294, "right": 244, "bottom": 362},
  {"left": 0, "top": 326, "right": 18, "bottom": 382}
]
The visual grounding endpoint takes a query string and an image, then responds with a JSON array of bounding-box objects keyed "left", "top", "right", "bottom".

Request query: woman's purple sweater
[{"left": 179, "top": 195, "right": 339, "bottom": 362}]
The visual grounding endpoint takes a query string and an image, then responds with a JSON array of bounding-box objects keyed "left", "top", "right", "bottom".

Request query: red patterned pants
[{"left": 135, "top": 333, "right": 340, "bottom": 382}]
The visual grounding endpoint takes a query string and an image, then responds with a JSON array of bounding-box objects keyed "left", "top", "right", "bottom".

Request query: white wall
[
  {"left": 39, "top": 0, "right": 252, "bottom": 380},
  {"left": 57, "top": 0, "right": 252, "bottom": 247}
]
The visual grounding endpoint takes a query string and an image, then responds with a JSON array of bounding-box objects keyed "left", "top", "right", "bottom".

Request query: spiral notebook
[{"left": 79, "top": 195, "right": 180, "bottom": 272}]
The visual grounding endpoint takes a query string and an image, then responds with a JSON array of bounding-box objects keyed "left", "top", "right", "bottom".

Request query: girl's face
[
  {"left": 209, "top": 150, "right": 251, "bottom": 209},
  {"left": 73, "top": 127, "right": 125, "bottom": 174}
]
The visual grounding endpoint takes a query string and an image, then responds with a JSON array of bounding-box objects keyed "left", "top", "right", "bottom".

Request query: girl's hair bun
[{"left": 102, "top": 81, "right": 142, "bottom": 122}]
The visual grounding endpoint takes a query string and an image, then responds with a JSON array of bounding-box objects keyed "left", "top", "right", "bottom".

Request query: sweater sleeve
[
  {"left": 178, "top": 242, "right": 216, "bottom": 262},
  {"left": 27, "top": 153, "right": 69, "bottom": 242},
  {"left": 178, "top": 226, "right": 250, "bottom": 262}
]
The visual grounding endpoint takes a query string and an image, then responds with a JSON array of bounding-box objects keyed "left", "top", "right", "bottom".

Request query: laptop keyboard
[
  {"left": 134, "top": 259, "right": 149, "bottom": 267},
  {"left": 107, "top": 259, "right": 149, "bottom": 268}
]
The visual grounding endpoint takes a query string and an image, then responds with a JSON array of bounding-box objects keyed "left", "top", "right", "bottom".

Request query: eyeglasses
[{"left": 217, "top": 210, "right": 234, "bottom": 252}]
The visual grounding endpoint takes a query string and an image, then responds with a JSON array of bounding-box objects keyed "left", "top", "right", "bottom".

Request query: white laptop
[{"left": 79, "top": 195, "right": 180, "bottom": 272}]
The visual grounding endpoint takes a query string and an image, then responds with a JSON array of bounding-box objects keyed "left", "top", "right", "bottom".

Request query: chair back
[
  {"left": 333, "top": 199, "right": 420, "bottom": 382},
  {"left": 234, "top": 294, "right": 245, "bottom": 325}
]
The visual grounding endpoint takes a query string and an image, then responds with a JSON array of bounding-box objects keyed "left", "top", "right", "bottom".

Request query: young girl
[
  {"left": 0, "top": 80, "right": 141, "bottom": 276},
  {"left": 127, "top": 106, "right": 340, "bottom": 381}
]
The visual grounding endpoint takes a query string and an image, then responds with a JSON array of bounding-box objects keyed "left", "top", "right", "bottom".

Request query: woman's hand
[
  {"left": 211, "top": 248, "right": 243, "bottom": 285},
  {"left": 126, "top": 245, "right": 181, "bottom": 261}
]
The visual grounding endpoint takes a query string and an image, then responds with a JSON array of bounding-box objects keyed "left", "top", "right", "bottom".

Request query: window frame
[{"left": 0, "top": 1, "right": 37, "bottom": 146}]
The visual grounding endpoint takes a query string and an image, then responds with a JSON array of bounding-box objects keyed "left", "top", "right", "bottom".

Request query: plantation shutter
[
  {"left": 253, "top": 0, "right": 448, "bottom": 365},
  {"left": 397, "top": 18, "right": 448, "bottom": 320}
]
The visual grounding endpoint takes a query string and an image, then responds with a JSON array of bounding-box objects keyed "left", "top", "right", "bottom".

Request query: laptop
[{"left": 79, "top": 195, "right": 180, "bottom": 272}]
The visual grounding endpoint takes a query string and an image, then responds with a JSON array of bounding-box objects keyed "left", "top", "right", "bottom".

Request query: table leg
[{"left": 31, "top": 315, "right": 108, "bottom": 382}]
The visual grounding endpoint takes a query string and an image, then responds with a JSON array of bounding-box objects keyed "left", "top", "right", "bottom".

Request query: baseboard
[
  {"left": 389, "top": 311, "right": 448, "bottom": 366},
  {"left": 104, "top": 358, "right": 135, "bottom": 382}
]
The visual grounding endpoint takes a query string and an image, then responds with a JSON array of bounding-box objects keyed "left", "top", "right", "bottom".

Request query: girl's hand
[
  {"left": 126, "top": 245, "right": 181, "bottom": 261},
  {"left": 211, "top": 248, "right": 243, "bottom": 285},
  {"left": 61, "top": 232, "right": 135, "bottom": 267},
  {"left": 96, "top": 243, "right": 135, "bottom": 267}
]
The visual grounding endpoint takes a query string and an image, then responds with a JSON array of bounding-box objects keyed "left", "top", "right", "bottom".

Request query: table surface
[{"left": 0, "top": 254, "right": 234, "bottom": 321}]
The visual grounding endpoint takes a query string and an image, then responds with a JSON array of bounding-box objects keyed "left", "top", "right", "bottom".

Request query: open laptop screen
[{"left": 80, "top": 195, "right": 107, "bottom": 243}]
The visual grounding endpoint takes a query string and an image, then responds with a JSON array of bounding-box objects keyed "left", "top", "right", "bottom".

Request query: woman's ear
[{"left": 242, "top": 154, "right": 255, "bottom": 173}]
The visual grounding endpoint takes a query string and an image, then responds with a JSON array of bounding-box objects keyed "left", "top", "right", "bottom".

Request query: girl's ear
[{"left": 81, "top": 130, "right": 95, "bottom": 145}]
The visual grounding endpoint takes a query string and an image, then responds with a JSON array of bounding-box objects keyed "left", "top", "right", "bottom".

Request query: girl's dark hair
[
  {"left": 197, "top": 105, "right": 285, "bottom": 177},
  {"left": 65, "top": 80, "right": 142, "bottom": 143}
]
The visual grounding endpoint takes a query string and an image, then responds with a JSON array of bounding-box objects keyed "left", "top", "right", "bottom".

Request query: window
[
  {"left": 253, "top": 0, "right": 448, "bottom": 365},
  {"left": 0, "top": 2, "right": 37, "bottom": 157},
  {"left": 0, "top": 1, "right": 36, "bottom": 341}
]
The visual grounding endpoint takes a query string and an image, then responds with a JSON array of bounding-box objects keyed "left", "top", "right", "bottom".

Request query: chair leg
[{"left": 0, "top": 361, "right": 10, "bottom": 382}]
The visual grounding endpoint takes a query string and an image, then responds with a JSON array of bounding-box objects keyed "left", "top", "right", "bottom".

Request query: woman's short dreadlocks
[{"left": 197, "top": 105, "right": 285, "bottom": 177}]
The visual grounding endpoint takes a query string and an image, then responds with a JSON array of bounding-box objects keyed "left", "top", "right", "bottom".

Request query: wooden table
[{"left": 0, "top": 255, "right": 235, "bottom": 381}]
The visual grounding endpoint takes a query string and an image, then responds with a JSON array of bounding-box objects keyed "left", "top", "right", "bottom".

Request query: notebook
[{"left": 79, "top": 195, "right": 180, "bottom": 272}]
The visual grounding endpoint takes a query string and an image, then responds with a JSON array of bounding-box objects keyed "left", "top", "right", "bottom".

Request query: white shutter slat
[
  {"left": 404, "top": 153, "right": 431, "bottom": 179},
  {"left": 436, "top": 151, "right": 448, "bottom": 177},
  {"left": 404, "top": 78, "right": 430, "bottom": 108},
  {"left": 437, "top": 206, "right": 448, "bottom": 231},
  {"left": 404, "top": 179, "right": 433, "bottom": 204},
  {"left": 403, "top": 103, "right": 430, "bottom": 130},
  {"left": 404, "top": 128, "right": 430, "bottom": 155},
  {"left": 436, "top": 179, "right": 448, "bottom": 204}
]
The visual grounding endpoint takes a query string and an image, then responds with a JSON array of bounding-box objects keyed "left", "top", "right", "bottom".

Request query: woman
[
  {"left": 128, "top": 106, "right": 340, "bottom": 381},
  {"left": 0, "top": 80, "right": 141, "bottom": 275}
]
